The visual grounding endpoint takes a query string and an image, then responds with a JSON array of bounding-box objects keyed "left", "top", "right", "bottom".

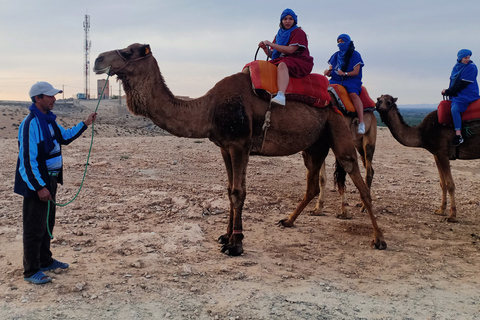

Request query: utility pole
[
  {"left": 83, "top": 14, "right": 91, "bottom": 99},
  {"left": 63, "top": 85, "right": 65, "bottom": 107}
]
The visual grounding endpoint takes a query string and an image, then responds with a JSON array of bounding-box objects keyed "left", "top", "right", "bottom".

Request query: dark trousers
[{"left": 22, "top": 177, "right": 57, "bottom": 278}]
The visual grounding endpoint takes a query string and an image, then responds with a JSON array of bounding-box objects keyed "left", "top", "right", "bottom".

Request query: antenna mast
[{"left": 83, "top": 14, "right": 91, "bottom": 99}]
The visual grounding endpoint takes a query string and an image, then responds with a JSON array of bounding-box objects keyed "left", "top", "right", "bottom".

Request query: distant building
[
  {"left": 76, "top": 93, "right": 87, "bottom": 99},
  {"left": 97, "top": 79, "right": 110, "bottom": 99}
]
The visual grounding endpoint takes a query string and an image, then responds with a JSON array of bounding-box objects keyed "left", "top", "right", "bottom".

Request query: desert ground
[{"left": 1, "top": 99, "right": 480, "bottom": 319}]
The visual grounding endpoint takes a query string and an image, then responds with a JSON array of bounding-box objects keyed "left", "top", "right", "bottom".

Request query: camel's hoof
[
  {"left": 335, "top": 213, "right": 353, "bottom": 220},
  {"left": 220, "top": 244, "right": 243, "bottom": 256},
  {"left": 371, "top": 240, "right": 387, "bottom": 250},
  {"left": 446, "top": 217, "right": 458, "bottom": 223},
  {"left": 434, "top": 209, "right": 447, "bottom": 216},
  {"left": 278, "top": 219, "right": 294, "bottom": 228},
  {"left": 217, "top": 234, "right": 229, "bottom": 244}
]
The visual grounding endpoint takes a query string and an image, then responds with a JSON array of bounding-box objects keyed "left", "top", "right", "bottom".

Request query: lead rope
[{"left": 46, "top": 74, "right": 110, "bottom": 239}]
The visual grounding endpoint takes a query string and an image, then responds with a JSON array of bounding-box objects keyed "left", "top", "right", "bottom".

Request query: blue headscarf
[
  {"left": 29, "top": 103, "right": 57, "bottom": 153},
  {"left": 450, "top": 49, "right": 473, "bottom": 88},
  {"left": 271, "top": 8, "right": 298, "bottom": 60},
  {"left": 336, "top": 34, "right": 355, "bottom": 72}
]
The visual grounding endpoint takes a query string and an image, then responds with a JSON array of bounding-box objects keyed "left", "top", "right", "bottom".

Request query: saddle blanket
[
  {"left": 327, "top": 84, "right": 375, "bottom": 117},
  {"left": 437, "top": 99, "right": 480, "bottom": 124},
  {"left": 243, "top": 60, "right": 331, "bottom": 108}
]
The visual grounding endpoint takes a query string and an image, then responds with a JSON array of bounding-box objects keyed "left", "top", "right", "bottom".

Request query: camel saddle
[
  {"left": 437, "top": 99, "right": 480, "bottom": 125},
  {"left": 243, "top": 60, "right": 331, "bottom": 108},
  {"left": 328, "top": 84, "right": 376, "bottom": 117}
]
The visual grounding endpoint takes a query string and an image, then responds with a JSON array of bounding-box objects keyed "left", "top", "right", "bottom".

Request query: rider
[
  {"left": 258, "top": 8, "right": 314, "bottom": 106},
  {"left": 324, "top": 34, "right": 365, "bottom": 134},
  {"left": 442, "top": 49, "right": 480, "bottom": 146}
]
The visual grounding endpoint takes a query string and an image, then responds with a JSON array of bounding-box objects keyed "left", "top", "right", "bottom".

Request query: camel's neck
[
  {"left": 380, "top": 107, "right": 422, "bottom": 147},
  {"left": 120, "top": 58, "right": 212, "bottom": 138}
]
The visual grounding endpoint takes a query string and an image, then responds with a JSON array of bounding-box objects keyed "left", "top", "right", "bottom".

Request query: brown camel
[
  {"left": 314, "top": 103, "right": 377, "bottom": 218},
  {"left": 93, "top": 43, "right": 386, "bottom": 255},
  {"left": 376, "top": 94, "right": 480, "bottom": 222}
]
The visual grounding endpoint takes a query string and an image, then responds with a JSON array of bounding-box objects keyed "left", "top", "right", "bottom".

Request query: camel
[
  {"left": 93, "top": 43, "right": 386, "bottom": 255},
  {"left": 314, "top": 104, "right": 377, "bottom": 218},
  {"left": 376, "top": 94, "right": 480, "bottom": 222}
]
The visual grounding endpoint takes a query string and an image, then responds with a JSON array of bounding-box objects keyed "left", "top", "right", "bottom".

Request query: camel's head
[
  {"left": 375, "top": 94, "right": 398, "bottom": 112},
  {"left": 93, "top": 43, "right": 152, "bottom": 76}
]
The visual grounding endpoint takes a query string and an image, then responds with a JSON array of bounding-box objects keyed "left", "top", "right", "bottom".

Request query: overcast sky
[{"left": 1, "top": 0, "right": 479, "bottom": 105}]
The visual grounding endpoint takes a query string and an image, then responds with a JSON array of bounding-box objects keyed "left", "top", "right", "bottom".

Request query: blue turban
[
  {"left": 281, "top": 8, "right": 297, "bottom": 24},
  {"left": 457, "top": 49, "right": 472, "bottom": 62},
  {"left": 271, "top": 8, "right": 299, "bottom": 59}
]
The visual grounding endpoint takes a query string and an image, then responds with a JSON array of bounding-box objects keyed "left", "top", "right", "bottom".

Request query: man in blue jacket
[{"left": 15, "top": 81, "right": 97, "bottom": 284}]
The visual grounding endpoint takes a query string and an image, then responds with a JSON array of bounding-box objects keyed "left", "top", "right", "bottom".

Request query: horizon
[{"left": 2, "top": 1, "right": 479, "bottom": 104}]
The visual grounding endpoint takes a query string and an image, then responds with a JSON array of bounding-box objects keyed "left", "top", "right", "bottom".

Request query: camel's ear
[
  {"left": 393, "top": 97, "right": 398, "bottom": 103},
  {"left": 143, "top": 44, "right": 151, "bottom": 56}
]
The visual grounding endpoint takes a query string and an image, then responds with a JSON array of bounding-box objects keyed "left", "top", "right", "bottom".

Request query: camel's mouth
[{"left": 94, "top": 66, "right": 111, "bottom": 75}]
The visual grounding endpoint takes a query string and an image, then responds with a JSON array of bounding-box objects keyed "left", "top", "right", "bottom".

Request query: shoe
[
  {"left": 357, "top": 122, "right": 365, "bottom": 134},
  {"left": 271, "top": 91, "right": 286, "bottom": 105},
  {"left": 40, "top": 259, "right": 69, "bottom": 271},
  {"left": 24, "top": 271, "right": 52, "bottom": 284},
  {"left": 452, "top": 135, "right": 464, "bottom": 146}
]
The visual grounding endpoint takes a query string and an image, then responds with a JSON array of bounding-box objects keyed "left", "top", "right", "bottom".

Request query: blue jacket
[{"left": 14, "top": 110, "right": 87, "bottom": 198}]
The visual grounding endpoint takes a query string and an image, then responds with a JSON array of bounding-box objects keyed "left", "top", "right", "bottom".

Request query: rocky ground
[{"left": 1, "top": 100, "right": 480, "bottom": 319}]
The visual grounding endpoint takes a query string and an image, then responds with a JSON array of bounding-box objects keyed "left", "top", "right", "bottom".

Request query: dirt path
[{"left": 1, "top": 103, "right": 480, "bottom": 319}]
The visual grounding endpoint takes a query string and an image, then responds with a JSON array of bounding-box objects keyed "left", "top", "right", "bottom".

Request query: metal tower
[{"left": 83, "top": 14, "right": 91, "bottom": 99}]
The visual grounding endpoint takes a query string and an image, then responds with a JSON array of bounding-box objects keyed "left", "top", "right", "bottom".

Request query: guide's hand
[{"left": 37, "top": 187, "right": 52, "bottom": 202}]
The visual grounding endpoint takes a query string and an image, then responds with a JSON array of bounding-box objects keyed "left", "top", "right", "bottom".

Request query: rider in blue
[
  {"left": 325, "top": 34, "right": 365, "bottom": 134},
  {"left": 442, "top": 49, "right": 480, "bottom": 146}
]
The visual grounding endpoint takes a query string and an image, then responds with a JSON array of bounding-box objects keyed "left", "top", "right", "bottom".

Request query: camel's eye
[{"left": 120, "top": 51, "right": 133, "bottom": 60}]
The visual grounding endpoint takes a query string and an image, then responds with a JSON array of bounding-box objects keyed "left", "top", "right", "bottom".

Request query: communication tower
[{"left": 83, "top": 14, "right": 91, "bottom": 99}]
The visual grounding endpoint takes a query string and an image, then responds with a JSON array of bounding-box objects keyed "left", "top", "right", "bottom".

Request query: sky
[{"left": 1, "top": 0, "right": 480, "bottom": 105}]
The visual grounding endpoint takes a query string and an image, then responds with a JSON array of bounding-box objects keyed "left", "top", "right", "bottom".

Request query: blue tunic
[
  {"left": 328, "top": 50, "right": 364, "bottom": 94},
  {"left": 450, "top": 61, "right": 479, "bottom": 105}
]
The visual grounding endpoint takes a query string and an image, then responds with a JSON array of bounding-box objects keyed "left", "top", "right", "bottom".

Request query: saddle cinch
[{"left": 243, "top": 60, "right": 331, "bottom": 108}]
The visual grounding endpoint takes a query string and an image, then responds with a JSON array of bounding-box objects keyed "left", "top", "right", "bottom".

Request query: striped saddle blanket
[{"left": 243, "top": 60, "right": 331, "bottom": 108}]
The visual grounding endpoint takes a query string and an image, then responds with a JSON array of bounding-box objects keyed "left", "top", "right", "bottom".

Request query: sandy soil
[{"left": 1, "top": 100, "right": 480, "bottom": 319}]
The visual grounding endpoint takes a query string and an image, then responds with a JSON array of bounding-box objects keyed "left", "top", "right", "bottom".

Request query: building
[{"left": 97, "top": 79, "right": 110, "bottom": 99}]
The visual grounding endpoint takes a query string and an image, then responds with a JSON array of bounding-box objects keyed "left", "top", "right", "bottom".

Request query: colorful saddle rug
[
  {"left": 437, "top": 99, "right": 480, "bottom": 124},
  {"left": 327, "top": 84, "right": 375, "bottom": 117},
  {"left": 243, "top": 60, "right": 331, "bottom": 108}
]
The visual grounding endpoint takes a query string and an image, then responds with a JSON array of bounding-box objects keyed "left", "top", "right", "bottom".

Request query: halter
[{"left": 110, "top": 49, "right": 153, "bottom": 75}]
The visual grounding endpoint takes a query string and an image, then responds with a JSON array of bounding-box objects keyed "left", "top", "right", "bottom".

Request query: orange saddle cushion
[
  {"left": 327, "top": 84, "right": 375, "bottom": 116},
  {"left": 438, "top": 99, "right": 480, "bottom": 124},
  {"left": 243, "top": 60, "right": 331, "bottom": 108}
]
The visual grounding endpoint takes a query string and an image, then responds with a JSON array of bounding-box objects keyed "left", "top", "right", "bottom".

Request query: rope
[{"left": 46, "top": 74, "right": 110, "bottom": 238}]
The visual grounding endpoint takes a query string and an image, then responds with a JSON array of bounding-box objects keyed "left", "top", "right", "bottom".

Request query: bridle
[{"left": 109, "top": 49, "right": 153, "bottom": 75}]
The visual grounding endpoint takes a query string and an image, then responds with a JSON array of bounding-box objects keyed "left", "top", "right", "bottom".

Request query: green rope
[{"left": 47, "top": 75, "right": 110, "bottom": 239}]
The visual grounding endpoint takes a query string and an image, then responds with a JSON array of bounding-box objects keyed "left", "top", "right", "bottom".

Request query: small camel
[
  {"left": 314, "top": 98, "right": 377, "bottom": 219},
  {"left": 93, "top": 43, "right": 386, "bottom": 255},
  {"left": 376, "top": 94, "right": 480, "bottom": 222}
]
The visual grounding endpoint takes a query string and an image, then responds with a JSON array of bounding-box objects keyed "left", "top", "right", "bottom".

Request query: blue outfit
[
  {"left": 15, "top": 104, "right": 88, "bottom": 278},
  {"left": 15, "top": 104, "right": 87, "bottom": 197},
  {"left": 328, "top": 34, "right": 364, "bottom": 95},
  {"left": 271, "top": 8, "right": 298, "bottom": 60},
  {"left": 446, "top": 49, "right": 480, "bottom": 130}
]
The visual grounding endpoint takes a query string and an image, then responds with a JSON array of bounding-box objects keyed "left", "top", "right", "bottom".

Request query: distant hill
[{"left": 375, "top": 103, "right": 438, "bottom": 127}]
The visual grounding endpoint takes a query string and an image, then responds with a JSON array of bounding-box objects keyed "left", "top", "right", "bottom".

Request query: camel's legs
[
  {"left": 279, "top": 145, "right": 329, "bottom": 227},
  {"left": 328, "top": 125, "right": 386, "bottom": 249},
  {"left": 218, "top": 146, "right": 250, "bottom": 255},
  {"left": 313, "top": 159, "right": 351, "bottom": 218},
  {"left": 313, "top": 162, "right": 327, "bottom": 215},
  {"left": 434, "top": 155, "right": 457, "bottom": 222}
]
